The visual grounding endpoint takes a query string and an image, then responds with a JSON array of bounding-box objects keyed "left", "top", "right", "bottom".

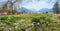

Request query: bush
[
  {"left": 0, "top": 16, "right": 8, "bottom": 22},
  {"left": 1, "top": 16, "right": 8, "bottom": 20},
  {"left": 31, "top": 17, "right": 40, "bottom": 23},
  {"left": 40, "top": 16, "right": 46, "bottom": 20},
  {"left": 9, "top": 16, "right": 17, "bottom": 23}
]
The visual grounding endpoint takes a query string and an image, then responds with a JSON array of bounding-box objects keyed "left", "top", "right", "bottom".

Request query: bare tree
[
  {"left": 7, "top": 0, "right": 22, "bottom": 14},
  {"left": 1, "top": 0, "right": 22, "bottom": 15}
]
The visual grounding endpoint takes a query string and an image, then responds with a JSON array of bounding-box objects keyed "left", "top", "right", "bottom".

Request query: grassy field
[{"left": 0, "top": 14, "right": 60, "bottom": 31}]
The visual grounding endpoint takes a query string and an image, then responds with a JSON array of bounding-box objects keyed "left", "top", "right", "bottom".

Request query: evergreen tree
[
  {"left": 53, "top": 2, "right": 58, "bottom": 13},
  {"left": 53, "top": 1, "right": 60, "bottom": 14}
]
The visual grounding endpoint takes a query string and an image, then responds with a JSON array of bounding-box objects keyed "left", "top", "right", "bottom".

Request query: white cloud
[{"left": 21, "top": 0, "right": 56, "bottom": 11}]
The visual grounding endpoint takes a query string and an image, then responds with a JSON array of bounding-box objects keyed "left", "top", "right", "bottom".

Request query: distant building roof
[{"left": 0, "top": 10, "right": 7, "bottom": 13}]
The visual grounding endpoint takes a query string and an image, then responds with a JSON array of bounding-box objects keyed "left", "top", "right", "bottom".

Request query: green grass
[{"left": 0, "top": 14, "right": 60, "bottom": 31}]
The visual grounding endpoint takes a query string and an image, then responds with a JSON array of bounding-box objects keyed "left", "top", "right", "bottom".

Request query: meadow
[{"left": 0, "top": 14, "right": 60, "bottom": 31}]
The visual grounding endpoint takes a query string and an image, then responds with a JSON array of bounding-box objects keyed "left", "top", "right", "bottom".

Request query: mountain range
[
  {"left": 19, "top": 7, "right": 53, "bottom": 14},
  {"left": 19, "top": 7, "right": 38, "bottom": 13},
  {"left": 39, "top": 8, "right": 53, "bottom": 13}
]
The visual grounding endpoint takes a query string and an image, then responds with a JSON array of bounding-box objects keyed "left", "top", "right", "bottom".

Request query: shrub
[
  {"left": 31, "top": 17, "right": 40, "bottom": 23},
  {"left": 40, "top": 16, "right": 46, "bottom": 20},
  {"left": 1, "top": 16, "right": 8, "bottom": 20},
  {"left": 0, "top": 16, "right": 8, "bottom": 22}
]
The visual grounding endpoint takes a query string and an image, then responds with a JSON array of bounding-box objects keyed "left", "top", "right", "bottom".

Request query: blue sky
[
  {"left": 0, "top": 0, "right": 56, "bottom": 11},
  {"left": 21, "top": 0, "right": 56, "bottom": 11},
  {"left": 0, "top": 0, "right": 7, "bottom": 2}
]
